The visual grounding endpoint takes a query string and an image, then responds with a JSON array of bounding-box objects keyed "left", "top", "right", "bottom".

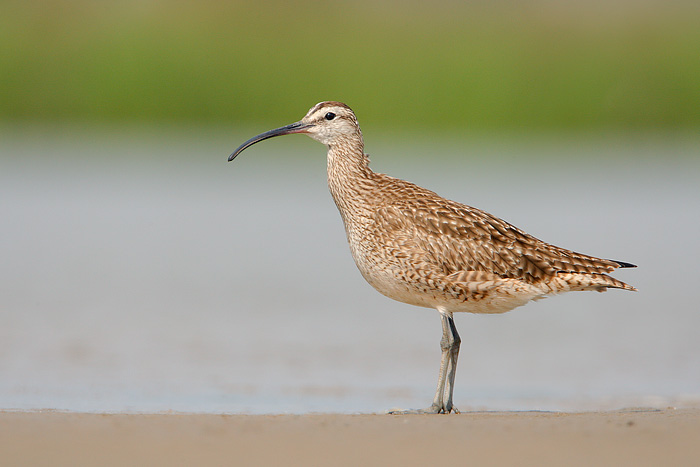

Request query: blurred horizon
[{"left": 2, "top": 0, "right": 699, "bottom": 134}]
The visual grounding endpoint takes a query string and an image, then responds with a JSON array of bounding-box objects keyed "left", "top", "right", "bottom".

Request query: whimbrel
[{"left": 228, "top": 101, "right": 636, "bottom": 414}]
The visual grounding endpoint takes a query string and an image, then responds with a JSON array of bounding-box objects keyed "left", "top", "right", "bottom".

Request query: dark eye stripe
[{"left": 325, "top": 112, "right": 336, "bottom": 121}]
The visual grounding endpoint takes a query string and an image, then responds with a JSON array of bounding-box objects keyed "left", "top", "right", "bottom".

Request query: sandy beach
[{"left": 2, "top": 408, "right": 699, "bottom": 466}]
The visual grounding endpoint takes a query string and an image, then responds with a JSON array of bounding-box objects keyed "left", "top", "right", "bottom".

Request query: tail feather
[
  {"left": 607, "top": 259, "right": 637, "bottom": 269},
  {"left": 594, "top": 273, "right": 637, "bottom": 292},
  {"left": 549, "top": 272, "right": 637, "bottom": 293}
]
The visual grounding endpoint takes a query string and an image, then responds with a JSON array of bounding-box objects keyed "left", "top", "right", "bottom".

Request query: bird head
[{"left": 228, "top": 101, "right": 361, "bottom": 161}]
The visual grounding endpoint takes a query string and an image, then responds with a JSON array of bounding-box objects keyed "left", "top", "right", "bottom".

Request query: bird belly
[{"left": 353, "top": 257, "right": 545, "bottom": 315}]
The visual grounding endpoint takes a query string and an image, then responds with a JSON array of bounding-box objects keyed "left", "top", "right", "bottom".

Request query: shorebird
[{"left": 228, "top": 101, "right": 636, "bottom": 414}]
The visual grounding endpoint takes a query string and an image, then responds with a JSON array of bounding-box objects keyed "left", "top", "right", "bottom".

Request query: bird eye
[{"left": 325, "top": 112, "right": 336, "bottom": 121}]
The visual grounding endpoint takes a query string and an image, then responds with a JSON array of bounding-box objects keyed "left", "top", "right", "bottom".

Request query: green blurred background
[{"left": 1, "top": 0, "right": 699, "bottom": 133}]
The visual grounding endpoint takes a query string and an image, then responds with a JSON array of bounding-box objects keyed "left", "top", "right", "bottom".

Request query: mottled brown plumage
[{"left": 229, "top": 101, "right": 636, "bottom": 414}]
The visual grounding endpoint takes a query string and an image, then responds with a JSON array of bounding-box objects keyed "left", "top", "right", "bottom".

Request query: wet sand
[{"left": 2, "top": 408, "right": 698, "bottom": 466}]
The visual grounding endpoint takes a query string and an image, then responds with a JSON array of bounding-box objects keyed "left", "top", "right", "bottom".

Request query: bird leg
[
  {"left": 388, "top": 310, "right": 461, "bottom": 414},
  {"left": 441, "top": 314, "right": 461, "bottom": 414}
]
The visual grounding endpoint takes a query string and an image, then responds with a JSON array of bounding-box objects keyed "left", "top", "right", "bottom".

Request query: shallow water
[{"left": 1, "top": 128, "right": 699, "bottom": 413}]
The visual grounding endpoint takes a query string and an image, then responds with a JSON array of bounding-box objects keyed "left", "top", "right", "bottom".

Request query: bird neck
[{"left": 326, "top": 136, "right": 375, "bottom": 217}]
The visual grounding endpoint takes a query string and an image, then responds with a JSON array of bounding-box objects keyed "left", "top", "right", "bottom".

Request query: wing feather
[{"left": 372, "top": 185, "right": 626, "bottom": 285}]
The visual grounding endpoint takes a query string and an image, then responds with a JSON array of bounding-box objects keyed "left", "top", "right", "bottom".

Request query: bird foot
[{"left": 387, "top": 404, "right": 460, "bottom": 415}]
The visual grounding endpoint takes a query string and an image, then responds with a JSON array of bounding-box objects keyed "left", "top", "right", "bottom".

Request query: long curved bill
[{"left": 228, "top": 122, "right": 313, "bottom": 161}]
